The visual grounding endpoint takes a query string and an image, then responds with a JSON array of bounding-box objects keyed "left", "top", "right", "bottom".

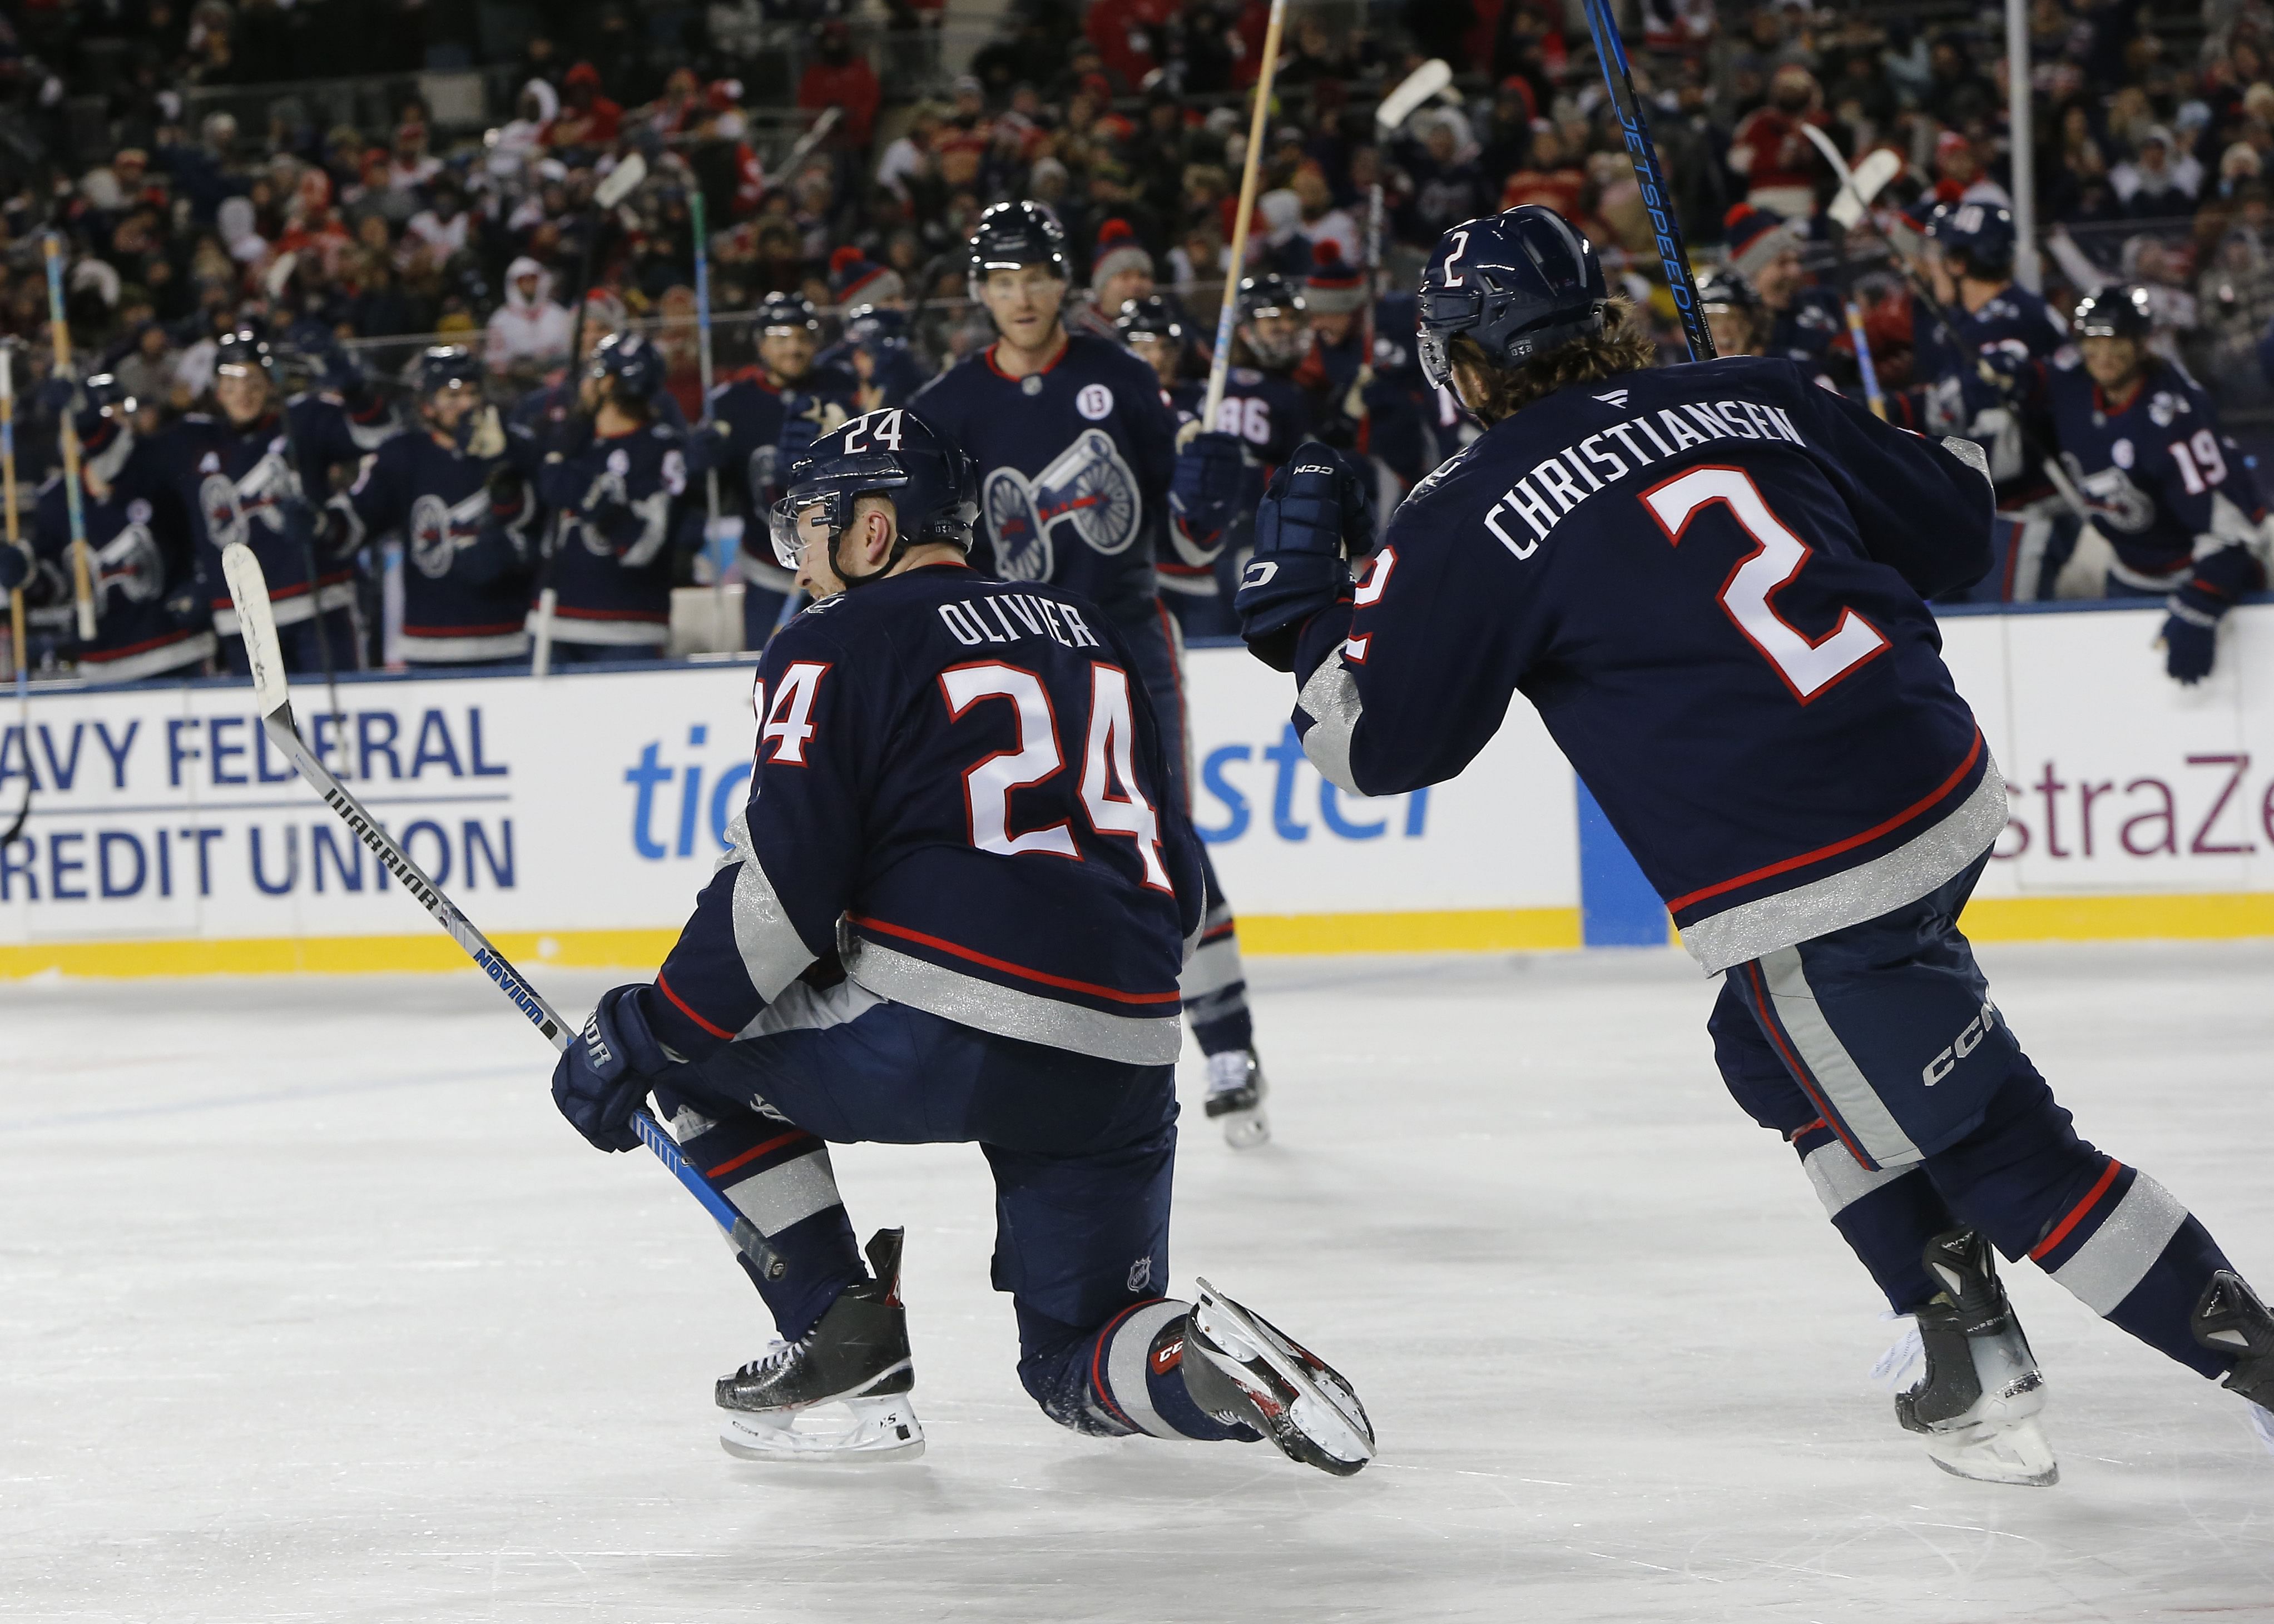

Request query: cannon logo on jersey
[
  {"left": 983, "top": 428, "right": 1142, "bottom": 582},
  {"left": 93, "top": 523, "right": 165, "bottom": 604},
  {"left": 409, "top": 487, "right": 496, "bottom": 579},
  {"left": 2062, "top": 451, "right": 2156, "bottom": 534},
  {"left": 197, "top": 443, "right": 296, "bottom": 549}
]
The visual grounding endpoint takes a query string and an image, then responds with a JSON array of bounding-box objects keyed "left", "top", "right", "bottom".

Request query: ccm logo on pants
[{"left": 1922, "top": 998, "right": 1999, "bottom": 1086}]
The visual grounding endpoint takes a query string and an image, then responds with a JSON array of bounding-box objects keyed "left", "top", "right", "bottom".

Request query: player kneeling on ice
[
  {"left": 549, "top": 408, "right": 1373, "bottom": 1472},
  {"left": 1236, "top": 204, "right": 2274, "bottom": 1487}
]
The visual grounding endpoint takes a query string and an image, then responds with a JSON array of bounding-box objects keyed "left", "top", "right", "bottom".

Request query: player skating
[
  {"left": 546, "top": 409, "right": 1372, "bottom": 1472},
  {"left": 1233, "top": 204, "right": 2274, "bottom": 1486},
  {"left": 913, "top": 202, "right": 1272, "bottom": 1148}
]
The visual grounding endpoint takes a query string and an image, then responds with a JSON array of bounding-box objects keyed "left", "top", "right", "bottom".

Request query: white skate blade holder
[
  {"left": 1874, "top": 1314, "right": 2058, "bottom": 1488},
  {"left": 720, "top": 1393, "right": 926, "bottom": 1464},
  {"left": 1192, "top": 1278, "right": 1374, "bottom": 1472}
]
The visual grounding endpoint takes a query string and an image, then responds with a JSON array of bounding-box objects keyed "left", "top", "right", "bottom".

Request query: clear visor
[
  {"left": 768, "top": 489, "right": 845, "bottom": 571},
  {"left": 1416, "top": 329, "right": 1451, "bottom": 391}
]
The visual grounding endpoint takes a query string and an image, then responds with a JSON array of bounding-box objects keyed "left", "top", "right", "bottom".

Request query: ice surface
[{"left": 4, "top": 942, "right": 2272, "bottom": 1622}]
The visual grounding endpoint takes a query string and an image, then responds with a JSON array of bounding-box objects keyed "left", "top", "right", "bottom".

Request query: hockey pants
[
  {"left": 1711, "top": 851, "right": 2241, "bottom": 1382},
  {"left": 1115, "top": 597, "right": 1252, "bottom": 1055},
  {"left": 653, "top": 979, "right": 1246, "bottom": 1442}
]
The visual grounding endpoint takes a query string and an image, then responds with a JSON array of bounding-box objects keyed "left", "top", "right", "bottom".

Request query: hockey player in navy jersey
[
  {"left": 1236, "top": 205, "right": 2274, "bottom": 1484},
  {"left": 2044, "top": 286, "right": 2270, "bottom": 681},
  {"left": 1911, "top": 204, "right": 2068, "bottom": 380},
  {"left": 546, "top": 409, "right": 1374, "bottom": 1472},
  {"left": 707, "top": 292, "right": 855, "bottom": 643},
  {"left": 328, "top": 346, "right": 536, "bottom": 668},
  {"left": 913, "top": 201, "right": 1276, "bottom": 1147},
  {"left": 22, "top": 374, "right": 213, "bottom": 682},
  {"left": 517, "top": 331, "right": 693, "bottom": 663},
  {"left": 160, "top": 329, "right": 359, "bottom": 676}
]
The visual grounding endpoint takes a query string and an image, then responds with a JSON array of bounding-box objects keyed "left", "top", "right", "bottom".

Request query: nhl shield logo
[
  {"left": 983, "top": 428, "right": 1143, "bottom": 583},
  {"left": 1126, "top": 1254, "right": 1153, "bottom": 1293}
]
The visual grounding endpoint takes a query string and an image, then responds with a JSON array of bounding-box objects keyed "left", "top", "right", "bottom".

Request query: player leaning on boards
[
  {"left": 1234, "top": 204, "right": 2274, "bottom": 1486},
  {"left": 910, "top": 202, "right": 1274, "bottom": 1149},
  {"left": 549, "top": 408, "right": 1373, "bottom": 1473}
]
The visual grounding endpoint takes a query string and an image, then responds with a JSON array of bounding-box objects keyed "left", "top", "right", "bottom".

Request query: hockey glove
[
  {"left": 1236, "top": 443, "right": 1373, "bottom": 672},
  {"left": 0, "top": 541, "right": 26, "bottom": 595},
  {"left": 1168, "top": 430, "right": 1249, "bottom": 559},
  {"left": 586, "top": 498, "right": 646, "bottom": 553},
  {"left": 682, "top": 417, "right": 736, "bottom": 478},
  {"left": 2161, "top": 542, "right": 2266, "bottom": 684},
  {"left": 33, "top": 375, "right": 75, "bottom": 418},
  {"left": 551, "top": 984, "right": 675, "bottom": 1154},
  {"left": 485, "top": 463, "right": 529, "bottom": 525}
]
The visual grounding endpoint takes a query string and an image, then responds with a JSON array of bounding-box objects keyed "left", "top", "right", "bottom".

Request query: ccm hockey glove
[
  {"left": 2162, "top": 542, "right": 2266, "bottom": 685},
  {"left": 1168, "top": 430, "right": 1249, "bottom": 560},
  {"left": 1236, "top": 442, "right": 1373, "bottom": 671},
  {"left": 551, "top": 985, "right": 676, "bottom": 1153}
]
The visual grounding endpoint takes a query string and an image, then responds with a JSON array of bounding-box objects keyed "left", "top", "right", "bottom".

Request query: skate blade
[
  {"left": 1220, "top": 1106, "right": 1270, "bottom": 1150},
  {"left": 1921, "top": 1414, "right": 2058, "bottom": 1487},
  {"left": 719, "top": 1394, "right": 927, "bottom": 1464},
  {"left": 1192, "top": 1278, "right": 1373, "bottom": 1474}
]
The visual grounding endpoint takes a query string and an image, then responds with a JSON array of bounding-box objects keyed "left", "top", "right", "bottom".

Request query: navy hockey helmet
[
  {"left": 1924, "top": 201, "right": 2017, "bottom": 277},
  {"left": 756, "top": 291, "right": 823, "bottom": 335},
  {"left": 75, "top": 371, "right": 138, "bottom": 451},
  {"left": 844, "top": 304, "right": 911, "bottom": 358},
  {"left": 1695, "top": 267, "right": 1763, "bottom": 316},
  {"left": 213, "top": 326, "right": 275, "bottom": 380},
  {"left": 415, "top": 344, "right": 483, "bottom": 403},
  {"left": 967, "top": 199, "right": 1068, "bottom": 297},
  {"left": 1235, "top": 272, "right": 1310, "bottom": 367},
  {"left": 1114, "top": 292, "right": 1186, "bottom": 346},
  {"left": 770, "top": 406, "right": 979, "bottom": 588},
  {"left": 2073, "top": 284, "right": 2154, "bottom": 341},
  {"left": 1415, "top": 206, "right": 1607, "bottom": 393},
  {"left": 589, "top": 329, "right": 666, "bottom": 401}
]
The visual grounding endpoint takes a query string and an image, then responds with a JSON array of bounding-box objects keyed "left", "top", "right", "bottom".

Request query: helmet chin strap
[{"left": 827, "top": 507, "right": 905, "bottom": 590}]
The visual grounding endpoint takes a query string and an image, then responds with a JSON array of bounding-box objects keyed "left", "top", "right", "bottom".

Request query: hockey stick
[
  {"left": 1361, "top": 61, "right": 1449, "bottom": 388},
  {"left": 41, "top": 235, "right": 99, "bottom": 640},
  {"left": 1578, "top": 0, "right": 1715, "bottom": 361},
  {"left": 775, "top": 106, "right": 842, "bottom": 187},
  {"left": 1202, "top": 0, "right": 1291, "bottom": 430},
  {"left": 267, "top": 354, "right": 352, "bottom": 776},
  {"left": 534, "top": 152, "right": 650, "bottom": 679},
  {"left": 1796, "top": 124, "right": 1889, "bottom": 419},
  {"left": 691, "top": 187, "right": 734, "bottom": 632},
  {"left": 1, "top": 343, "right": 27, "bottom": 850},
  {"left": 219, "top": 537, "right": 788, "bottom": 1280}
]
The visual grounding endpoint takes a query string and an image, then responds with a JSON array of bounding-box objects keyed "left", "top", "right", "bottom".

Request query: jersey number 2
[
  {"left": 939, "top": 662, "right": 1172, "bottom": 890},
  {"left": 1641, "top": 465, "right": 1887, "bottom": 702}
]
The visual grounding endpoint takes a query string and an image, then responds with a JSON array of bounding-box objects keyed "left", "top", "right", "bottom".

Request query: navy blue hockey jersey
[
  {"left": 1287, "top": 357, "right": 2005, "bottom": 975},
  {"left": 2044, "top": 355, "right": 2269, "bottom": 589},
  {"left": 1768, "top": 287, "right": 1845, "bottom": 370},
  {"left": 911, "top": 335, "right": 1178, "bottom": 620},
  {"left": 648, "top": 563, "right": 1205, "bottom": 1066},
  {"left": 707, "top": 366, "right": 856, "bottom": 604},
  {"left": 156, "top": 409, "right": 352, "bottom": 640},
  {"left": 333, "top": 430, "right": 536, "bottom": 663},
  {"left": 527, "top": 418, "right": 692, "bottom": 647},
  {"left": 288, "top": 388, "right": 401, "bottom": 498},
  {"left": 1911, "top": 284, "right": 2068, "bottom": 384},
  {"left": 27, "top": 434, "right": 213, "bottom": 682}
]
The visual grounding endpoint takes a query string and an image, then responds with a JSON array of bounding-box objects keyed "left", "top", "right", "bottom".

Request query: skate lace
[
  {"left": 735, "top": 1334, "right": 812, "bottom": 1380},
  {"left": 1206, "top": 1049, "right": 1254, "bottom": 1094},
  {"left": 1870, "top": 1312, "right": 1926, "bottom": 1393}
]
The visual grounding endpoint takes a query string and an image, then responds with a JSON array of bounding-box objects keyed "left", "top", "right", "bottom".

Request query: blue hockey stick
[
  {"left": 1579, "top": 0, "right": 1716, "bottom": 362},
  {"left": 219, "top": 540, "right": 787, "bottom": 1280}
]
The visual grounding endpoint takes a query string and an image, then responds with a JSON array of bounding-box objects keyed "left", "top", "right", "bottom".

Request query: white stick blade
[
  {"left": 1376, "top": 59, "right": 1452, "bottom": 133},
  {"left": 220, "top": 542, "right": 293, "bottom": 718},
  {"left": 596, "top": 152, "right": 648, "bottom": 209}
]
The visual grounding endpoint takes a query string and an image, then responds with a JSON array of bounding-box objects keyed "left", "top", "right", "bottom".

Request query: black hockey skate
[
  {"left": 1889, "top": 1229, "right": 2055, "bottom": 1487},
  {"left": 1181, "top": 1278, "right": 1374, "bottom": 1476},
  {"left": 1203, "top": 1049, "right": 1270, "bottom": 1149},
  {"left": 2193, "top": 1270, "right": 2274, "bottom": 1407},
  {"left": 717, "top": 1229, "right": 924, "bottom": 1463}
]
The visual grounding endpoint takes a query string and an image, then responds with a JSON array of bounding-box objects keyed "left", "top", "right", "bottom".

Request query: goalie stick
[{"left": 219, "top": 539, "right": 787, "bottom": 1281}]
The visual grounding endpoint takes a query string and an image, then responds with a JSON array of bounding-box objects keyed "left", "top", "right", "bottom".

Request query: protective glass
[{"left": 768, "top": 488, "right": 850, "bottom": 571}]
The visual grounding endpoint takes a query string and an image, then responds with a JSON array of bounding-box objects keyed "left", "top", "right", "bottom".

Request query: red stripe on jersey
[
  {"left": 655, "top": 973, "right": 737, "bottom": 1040},
  {"left": 2029, "top": 1159, "right": 2125, "bottom": 1261},
  {"left": 847, "top": 914, "right": 1182, "bottom": 1005},
  {"left": 706, "top": 1129, "right": 813, "bottom": 1180}
]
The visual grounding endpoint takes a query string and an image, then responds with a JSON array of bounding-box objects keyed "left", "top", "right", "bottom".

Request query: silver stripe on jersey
[
  {"left": 212, "top": 577, "right": 358, "bottom": 634},
  {"left": 78, "top": 630, "right": 216, "bottom": 685},
  {"left": 718, "top": 806, "right": 823, "bottom": 1005},
  {"left": 1103, "top": 1299, "right": 1190, "bottom": 1440},
  {"left": 739, "top": 974, "right": 886, "bottom": 1039},
  {"left": 2049, "top": 1170, "right": 2189, "bottom": 1316},
  {"left": 840, "top": 938, "right": 1182, "bottom": 1065},
  {"left": 1294, "top": 655, "right": 1365, "bottom": 796},
  {"left": 720, "top": 1147, "right": 846, "bottom": 1235},
  {"left": 1757, "top": 946, "right": 1924, "bottom": 1169},
  {"left": 1683, "top": 757, "right": 2008, "bottom": 976},
  {"left": 400, "top": 629, "right": 530, "bottom": 663},
  {"left": 1802, "top": 1139, "right": 1915, "bottom": 1216},
  {"left": 1937, "top": 434, "right": 1992, "bottom": 489}
]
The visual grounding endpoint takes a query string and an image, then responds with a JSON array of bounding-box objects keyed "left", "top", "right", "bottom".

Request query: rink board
[{"left": 2, "top": 602, "right": 2271, "bottom": 976}]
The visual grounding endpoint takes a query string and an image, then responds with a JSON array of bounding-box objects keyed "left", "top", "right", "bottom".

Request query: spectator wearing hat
[
  {"left": 1084, "top": 219, "right": 1154, "bottom": 335},
  {"left": 1922, "top": 131, "right": 2014, "bottom": 211},
  {"left": 2114, "top": 126, "right": 2202, "bottom": 218},
  {"left": 1725, "top": 203, "right": 1844, "bottom": 371},
  {"left": 486, "top": 256, "right": 572, "bottom": 379},
  {"left": 546, "top": 63, "right": 623, "bottom": 150},
  {"left": 1727, "top": 63, "right": 1831, "bottom": 218},
  {"left": 1299, "top": 242, "right": 1368, "bottom": 399},
  {"left": 799, "top": 22, "right": 883, "bottom": 150}
]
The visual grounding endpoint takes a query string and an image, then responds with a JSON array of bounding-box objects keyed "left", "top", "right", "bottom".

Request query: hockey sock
[
  {"left": 1182, "top": 901, "right": 1255, "bottom": 1056},
  {"left": 653, "top": 1084, "right": 863, "bottom": 1341},
  {"left": 1015, "top": 1300, "right": 1256, "bottom": 1442},
  {"left": 1790, "top": 1120, "right": 1956, "bottom": 1312},
  {"left": 1925, "top": 1072, "right": 2236, "bottom": 1379}
]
